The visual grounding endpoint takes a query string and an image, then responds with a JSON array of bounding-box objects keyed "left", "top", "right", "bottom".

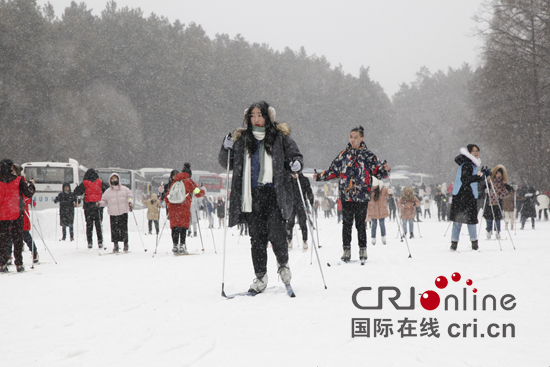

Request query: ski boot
[
  {"left": 123, "top": 243, "right": 129, "bottom": 252},
  {"left": 33, "top": 252, "right": 39, "bottom": 264},
  {"left": 410, "top": 233, "right": 414, "bottom": 239},
  {"left": 341, "top": 248, "right": 351, "bottom": 262},
  {"left": 278, "top": 263, "right": 292, "bottom": 285},
  {"left": 60, "top": 237, "right": 66, "bottom": 241},
  {"left": 249, "top": 273, "right": 268, "bottom": 294},
  {"left": 16, "top": 265, "right": 25, "bottom": 273},
  {"left": 172, "top": 244, "right": 179, "bottom": 254},
  {"left": 1, "top": 264, "right": 9, "bottom": 273},
  {"left": 88, "top": 243, "right": 93, "bottom": 249},
  {"left": 486, "top": 230, "right": 492, "bottom": 239},
  {"left": 359, "top": 247, "right": 368, "bottom": 262},
  {"left": 70, "top": 236, "right": 74, "bottom": 242},
  {"left": 495, "top": 231, "right": 501, "bottom": 240},
  {"left": 381, "top": 236, "right": 387, "bottom": 245},
  {"left": 302, "top": 241, "right": 308, "bottom": 252},
  {"left": 113, "top": 242, "right": 119, "bottom": 253},
  {"left": 178, "top": 244, "right": 188, "bottom": 255},
  {"left": 372, "top": 237, "right": 376, "bottom": 246},
  {"left": 450, "top": 241, "right": 458, "bottom": 251},
  {"left": 98, "top": 242, "right": 103, "bottom": 249},
  {"left": 7, "top": 256, "right": 13, "bottom": 266},
  {"left": 471, "top": 240, "right": 479, "bottom": 250}
]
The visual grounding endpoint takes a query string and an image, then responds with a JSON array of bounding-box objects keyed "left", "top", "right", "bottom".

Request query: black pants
[
  {"left": 287, "top": 204, "right": 307, "bottom": 242},
  {"left": 341, "top": 201, "right": 368, "bottom": 250},
  {"left": 247, "top": 186, "right": 288, "bottom": 277},
  {"left": 84, "top": 204, "right": 103, "bottom": 244},
  {"left": 0, "top": 219, "right": 24, "bottom": 266},
  {"left": 110, "top": 213, "right": 128, "bottom": 244},
  {"left": 148, "top": 220, "right": 159, "bottom": 234},
  {"left": 172, "top": 226, "right": 187, "bottom": 245}
]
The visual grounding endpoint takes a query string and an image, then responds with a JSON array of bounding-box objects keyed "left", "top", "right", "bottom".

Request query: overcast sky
[{"left": 42, "top": 0, "right": 486, "bottom": 96}]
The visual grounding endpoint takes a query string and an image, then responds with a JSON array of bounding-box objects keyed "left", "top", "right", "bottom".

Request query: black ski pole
[
  {"left": 488, "top": 177, "right": 515, "bottom": 250},
  {"left": 295, "top": 173, "right": 327, "bottom": 289},
  {"left": 484, "top": 176, "right": 502, "bottom": 251},
  {"left": 26, "top": 210, "right": 57, "bottom": 264},
  {"left": 221, "top": 143, "right": 231, "bottom": 298}
]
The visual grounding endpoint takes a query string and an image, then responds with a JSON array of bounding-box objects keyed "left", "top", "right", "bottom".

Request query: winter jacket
[
  {"left": 218, "top": 122, "right": 303, "bottom": 227},
  {"left": 537, "top": 194, "right": 549, "bottom": 210},
  {"left": 0, "top": 159, "right": 35, "bottom": 221},
  {"left": 316, "top": 141, "right": 389, "bottom": 203},
  {"left": 74, "top": 169, "right": 109, "bottom": 216},
  {"left": 398, "top": 187, "right": 420, "bottom": 221},
  {"left": 449, "top": 150, "right": 484, "bottom": 224},
  {"left": 142, "top": 194, "right": 160, "bottom": 221},
  {"left": 520, "top": 190, "right": 539, "bottom": 218},
  {"left": 165, "top": 172, "right": 205, "bottom": 229},
  {"left": 216, "top": 200, "right": 225, "bottom": 219},
  {"left": 367, "top": 186, "right": 392, "bottom": 220},
  {"left": 99, "top": 173, "right": 134, "bottom": 216},
  {"left": 54, "top": 183, "right": 78, "bottom": 226}
]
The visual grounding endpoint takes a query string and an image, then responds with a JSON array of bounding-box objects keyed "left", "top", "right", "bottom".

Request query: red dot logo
[
  {"left": 452, "top": 272, "right": 461, "bottom": 282},
  {"left": 420, "top": 291, "right": 440, "bottom": 310},
  {"left": 435, "top": 276, "right": 448, "bottom": 289},
  {"left": 466, "top": 279, "right": 473, "bottom": 286},
  {"left": 473, "top": 288, "right": 478, "bottom": 293}
]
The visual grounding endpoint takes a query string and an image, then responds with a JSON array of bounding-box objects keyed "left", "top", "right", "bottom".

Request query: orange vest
[{"left": 0, "top": 176, "right": 22, "bottom": 221}]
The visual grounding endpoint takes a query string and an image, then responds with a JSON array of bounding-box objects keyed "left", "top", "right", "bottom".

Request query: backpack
[{"left": 168, "top": 180, "right": 186, "bottom": 204}]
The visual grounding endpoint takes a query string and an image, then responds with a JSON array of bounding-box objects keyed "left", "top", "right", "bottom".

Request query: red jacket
[
  {"left": 166, "top": 172, "right": 205, "bottom": 229},
  {"left": 23, "top": 195, "right": 31, "bottom": 231},
  {"left": 83, "top": 179, "right": 103, "bottom": 202},
  {"left": 0, "top": 176, "right": 22, "bottom": 221}
]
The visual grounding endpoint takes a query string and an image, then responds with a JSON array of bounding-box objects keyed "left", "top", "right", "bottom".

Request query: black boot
[
  {"left": 450, "top": 241, "right": 458, "bottom": 251},
  {"left": 471, "top": 240, "right": 479, "bottom": 250}
]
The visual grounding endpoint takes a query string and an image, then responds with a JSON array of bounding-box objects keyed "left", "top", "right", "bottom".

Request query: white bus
[
  {"left": 138, "top": 168, "right": 174, "bottom": 184},
  {"left": 96, "top": 168, "right": 149, "bottom": 207},
  {"left": 22, "top": 158, "right": 88, "bottom": 210}
]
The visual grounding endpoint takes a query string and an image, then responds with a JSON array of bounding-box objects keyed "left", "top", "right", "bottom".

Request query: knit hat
[{"left": 182, "top": 163, "right": 192, "bottom": 176}]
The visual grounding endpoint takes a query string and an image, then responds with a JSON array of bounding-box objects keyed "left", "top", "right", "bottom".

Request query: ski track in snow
[{"left": 2, "top": 207, "right": 549, "bottom": 366}]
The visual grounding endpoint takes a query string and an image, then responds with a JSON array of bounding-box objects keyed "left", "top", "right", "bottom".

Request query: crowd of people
[{"left": 2, "top": 102, "right": 549, "bottom": 288}]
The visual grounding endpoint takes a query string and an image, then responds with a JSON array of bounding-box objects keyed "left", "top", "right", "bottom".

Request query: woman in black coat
[
  {"left": 54, "top": 182, "right": 78, "bottom": 241},
  {"left": 520, "top": 187, "right": 539, "bottom": 229},
  {"left": 219, "top": 101, "right": 303, "bottom": 294},
  {"left": 449, "top": 145, "right": 487, "bottom": 251}
]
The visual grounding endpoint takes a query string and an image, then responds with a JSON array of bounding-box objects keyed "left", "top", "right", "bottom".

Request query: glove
[
  {"left": 290, "top": 160, "right": 301, "bottom": 172},
  {"left": 223, "top": 134, "right": 234, "bottom": 150},
  {"left": 129, "top": 202, "right": 134, "bottom": 212},
  {"left": 193, "top": 187, "right": 201, "bottom": 195},
  {"left": 481, "top": 166, "right": 491, "bottom": 177}
]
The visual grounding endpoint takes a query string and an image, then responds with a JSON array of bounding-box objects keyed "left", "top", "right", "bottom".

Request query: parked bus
[
  {"left": 138, "top": 168, "right": 174, "bottom": 184},
  {"left": 22, "top": 158, "right": 88, "bottom": 210},
  {"left": 96, "top": 168, "right": 148, "bottom": 207}
]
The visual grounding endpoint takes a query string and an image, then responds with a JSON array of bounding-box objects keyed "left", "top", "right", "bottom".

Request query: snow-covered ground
[{"left": 3, "top": 205, "right": 549, "bottom": 366}]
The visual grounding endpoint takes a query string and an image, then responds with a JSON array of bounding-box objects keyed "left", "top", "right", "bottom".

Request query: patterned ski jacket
[{"left": 316, "top": 141, "right": 389, "bottom": 202}]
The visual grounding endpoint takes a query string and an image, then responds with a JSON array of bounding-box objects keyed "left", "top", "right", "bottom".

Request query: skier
[
  {"left": 448, "top": 145, "right": 488, "bottom": 251},
  {"left": 313, "top": 126, "right": 390, "bottom": 262},
  {"left": 165, "top": 163, "right": 205, "bottom": 255},
  {"left": 366, "top": 177, "right": 392, "bottom": 245},
  {"left": 54, "top": 182, "right": 78, "bottom": 241},
  {"left": 98, "top": 173, "right": 134, "bottom": 253},
  {"left": 142, "top": 193, "right": 161, "bottom": 235},
  {"left": 74, "top": 168, "right": 109, "bottom": 249},
  {"left": 398, "top": 187, "right": 420, "bottom": 239},
  {"left": 206, "top": 196, "right": 216, "bottom": 229},
  {"left": 502, "top": 184, "right": 516, "bottom": 230},
  {"left": 219, "top": 101, "right": 303, "bottom": 293},
  {"left": 0, "top": 159, "right": 35, "bottom": 273},
  {"left": 481, "top": 165, "right": 508, "bottom": 239},
  {"left": 286, "top": 172, "right": 314, "bottom": 251},
  {"left": 520, "top": 187, "right": 539, "bottom": 229}
]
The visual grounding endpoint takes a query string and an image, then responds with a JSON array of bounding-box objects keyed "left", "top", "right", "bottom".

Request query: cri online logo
[{"left": 421, "top": 272, "right": 473, "bottom": 310}]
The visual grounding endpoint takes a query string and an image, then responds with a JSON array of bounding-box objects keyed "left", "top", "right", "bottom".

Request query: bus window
[{"left": 24, "top": 167, "right": 74, "bottom": 185}]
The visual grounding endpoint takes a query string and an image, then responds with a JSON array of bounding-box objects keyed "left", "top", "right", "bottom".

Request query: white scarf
[
  {"left": 460, "top": 147, "right": 481, "bottom": 167},
  {"left": 242, "top": 129, "right": 273, "bottom": 212}
]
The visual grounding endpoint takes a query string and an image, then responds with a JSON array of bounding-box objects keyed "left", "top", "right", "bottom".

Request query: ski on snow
[
  {"left": 224, "top": 285, "right": 296, "bottom": 299},
  {"left": 327, "top": 260, "right": 365, "bottom": 266},
  {"left": 98, "top": 251, "right": 131, "bottom": 256}
]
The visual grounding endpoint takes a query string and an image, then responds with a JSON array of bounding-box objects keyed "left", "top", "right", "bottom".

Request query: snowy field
[{"left": 2, "top": 204, "right": 549, "bottom": 367}]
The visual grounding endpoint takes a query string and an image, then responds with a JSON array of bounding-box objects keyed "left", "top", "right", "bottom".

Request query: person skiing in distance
[
  {"left": 98, "top": 173, "right": 134, "bottom": 253},
  {"left": 165, "top": 163, "right": 205, "bottom": 255},
  {"left": 219, "top": 101, "right": 303, "bottom": 293},
  {"left": 481, "top": 165, "right": 508, "bottom": 239},
  {"left": 74, "top": 168, "right": 109, "bottom": 249},
  {"left": 54, "top": 182, "right": 78, "bottom": 241},
  {"left": 142, "top": 193, "right": 161, "bottom": 235},
  {"left": 313, "top": 126, "right": 390, "bottom": 262},
  {"left": 0, "top": 159, "right": 35, "bottom": 273},
  {"left": 366, "top": 177, "right": 392, "bottom": 245},
  {"left": 398, "top": 187, "right": 420, "bottom": 239},
  {"left": 448, "top": 145, "right": 488, "bottom": 251},
  {"left": 502, "top": 184, "right": 516, "bottom": 231},
  {"left": 520, "top": 187, "right": 539, "bottom": 229},
  {"left": 216, "top": 196, "right": 225, "bottom": 229}
]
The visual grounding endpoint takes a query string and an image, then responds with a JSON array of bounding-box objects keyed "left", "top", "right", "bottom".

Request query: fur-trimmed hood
[
  {"left": 233, "top": 122, "right": 290, "bottom": 141},
  {"left": 455, "top": 147, "right": 481, "bottom": 167},
  {"left": 490, "top": 164, "right": 508, "bottom": 183}
]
